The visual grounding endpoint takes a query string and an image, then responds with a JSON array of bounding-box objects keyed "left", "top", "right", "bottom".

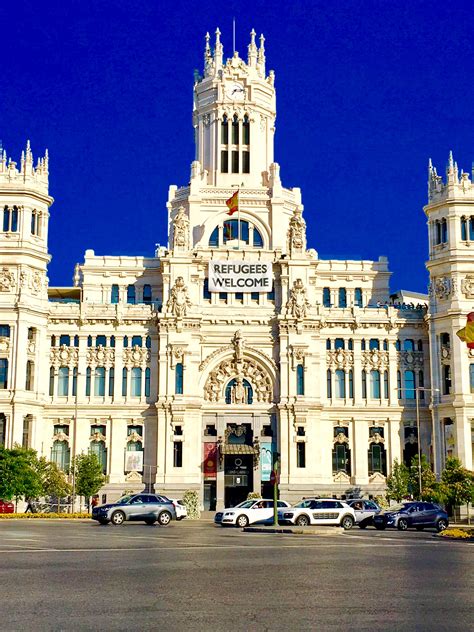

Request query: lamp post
[
  {"left": 414, "top": 387, "right": 440, "bottom": 499},
  {"left": 71, "top": 369, "right": 79, "bottom": 513}
]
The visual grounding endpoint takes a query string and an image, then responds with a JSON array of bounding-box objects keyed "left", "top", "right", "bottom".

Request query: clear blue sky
[{"left": 2, "top": 0, "right": 473, "bottom": 293}]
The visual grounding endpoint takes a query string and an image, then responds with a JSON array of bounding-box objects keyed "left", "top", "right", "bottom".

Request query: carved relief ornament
[
  {"left": 50, "top": 344, "right": 79, "bottom": 367},
  {"left": 461, "top": 274, "right": 474, "bottom": 299},
  {"left": 286, "top": 279, "right": 310, "bottom": 320},
  {"left": 166, "top": 277, "right": 192, "bottom": 318},
  {"left": 0, "top": 267, "right": 15, "bottom": 291},
  {"left": 172, "top": 207, "right": 190, "bottom": 250},
  {"left": 287, "top": 208, "right": 307, "bottom": 254}
]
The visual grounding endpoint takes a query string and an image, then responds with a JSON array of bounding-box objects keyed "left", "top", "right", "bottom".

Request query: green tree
[
  {"left": 408, "top": 455, "right": 439, "bottom": 501},
  {"left": 386, "top": 459, "right": 409, "bottom": 502},
  {"left": 0, "top": 446, "right": 43, "bottom": 508},
  {"left": 72, "top": 453, "right": 104, "bottom": 510},
  {"left": 439, "top": 457, "right": 474, "bottom": 515},
  {"left": 41, "top": 460, "right": 72, "bottom": 512}
]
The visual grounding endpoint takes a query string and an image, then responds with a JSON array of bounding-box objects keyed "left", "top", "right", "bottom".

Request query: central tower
[{"left": 193, "top": 29, "right": 276, "bottom": 187}]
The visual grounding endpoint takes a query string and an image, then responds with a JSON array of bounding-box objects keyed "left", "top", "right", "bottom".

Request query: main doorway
[{"left": 224, "top": 454, "right": 253, "bottom": 507}]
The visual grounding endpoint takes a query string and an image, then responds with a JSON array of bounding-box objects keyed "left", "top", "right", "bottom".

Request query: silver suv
[
  {"left": 92, "top": 493, "right": 176, "bottom": 526},
  {"left": 346, "top": 499, "right": 381, "bottom": 529}
]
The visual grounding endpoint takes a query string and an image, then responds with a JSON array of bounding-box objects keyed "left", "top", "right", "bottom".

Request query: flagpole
[{"left": 238, "top": 188, "right": 240, "bottom": 250}]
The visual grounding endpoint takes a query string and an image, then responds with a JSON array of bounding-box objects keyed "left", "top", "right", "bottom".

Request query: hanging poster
[
  {"left": 261, "top": 441, "right": 273, "bottom": 482},
  {"left": 124, "top": 450, "right": 143, "bottom": 472},
  {"left": 203, "top": 442, "right": 217, "bottom": 478}
]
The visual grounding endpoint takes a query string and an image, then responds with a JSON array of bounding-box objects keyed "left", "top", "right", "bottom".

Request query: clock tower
[{"left": 193, "top": 28, "right": 276, "bottom": 188}]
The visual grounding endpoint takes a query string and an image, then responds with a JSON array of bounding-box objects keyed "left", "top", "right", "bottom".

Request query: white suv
[{"left": 278, "top": 498, "right": 356, "bottom": 530}]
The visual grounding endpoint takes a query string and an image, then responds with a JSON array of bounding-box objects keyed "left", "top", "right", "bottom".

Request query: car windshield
[
  {"left": 387, "top": 503, "right": 407, "bottom": 512},
  {"left": 234, "top": 500, "right": 255, "bottom": 509},
  {"left": 293, "top": 500, "right": 314, "bottom": 508},
  {"left": 116, "top": 495, "right": 133, "bottom": 505}
]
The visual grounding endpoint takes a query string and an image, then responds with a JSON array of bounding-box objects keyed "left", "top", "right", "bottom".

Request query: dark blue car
[{"left": 373, "top": 501, "right": 449, "bottom": 532}]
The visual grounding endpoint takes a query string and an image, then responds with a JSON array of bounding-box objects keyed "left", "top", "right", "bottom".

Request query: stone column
[{"left": 353, "top": 420, "right": 369, "bottom": 485}]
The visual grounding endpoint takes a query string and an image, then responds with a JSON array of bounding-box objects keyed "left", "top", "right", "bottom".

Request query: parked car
[
  {"left": 0, "top": 499, "right": 14, "bottom": 514},
  {"left": 216, "top": 499, "right": 291, "bottom": 527},
  {"left": 373, "top": 502, "right": 449, "bottom": 532},
  {"left": 278, "top": 498, "right": 356, "bottom": 530},
  {"left": 92, "top": 493, "right": 176, "bottom": 526},
  {"left": 346, "top": 499, "right": 381, "bottom": 529},
  {"left": 167, "top": 498, "right": 187, "bottom": 520}
]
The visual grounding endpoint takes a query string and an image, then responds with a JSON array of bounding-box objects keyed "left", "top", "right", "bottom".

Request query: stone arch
[
  {"left": 201, "top": 210, "right": 270, "bottom": 249},
  {"left": 203, "top": 351, "right": 276, "bottom": 404}
]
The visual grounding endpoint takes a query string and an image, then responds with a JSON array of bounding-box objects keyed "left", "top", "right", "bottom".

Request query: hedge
[{"left": 0, "top": 512, "right": 90, "bottom": 520}]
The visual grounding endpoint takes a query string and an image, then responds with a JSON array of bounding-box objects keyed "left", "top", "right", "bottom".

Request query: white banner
[
  {"left": 124, "top": 450, "right": 143, "bottom": 472},
  {"left": 208, "top": 261, "right": 272, "bottom": 293}
]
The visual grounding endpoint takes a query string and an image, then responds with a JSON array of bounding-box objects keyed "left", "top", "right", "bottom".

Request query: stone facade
[{"left": 0, "top": 30, "right": 472, "bottom": 510}]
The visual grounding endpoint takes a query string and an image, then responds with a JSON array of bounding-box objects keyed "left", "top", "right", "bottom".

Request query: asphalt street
[{"left": 0, "top": 520, "right": 472, "bottom": 632}]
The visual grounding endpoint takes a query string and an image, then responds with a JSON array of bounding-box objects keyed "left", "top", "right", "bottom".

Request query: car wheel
[
  {"left": 144, "top": 518, "right": 156, "bottom": 526},
  {"left": 98, "top": 518, "right": 109, "bottom": 525},
  {"left": 375, "top": 524, "right": 386, "bottom": 530},
  {"left": 397, "top": 518, "right": 409, "bottom": 531},
  {"left": 416, "top": 526, "right": 424, "bottom": 531},
  {"left": 158, "top": 511, "right": 172, "bottom": 526},
  {"left": 436, "top": 518, "right": 448, "bottom": 532},
  {"left": 296, "top": 514, "right": 310, "bottom": 527},
  {"left": 341, "top": 515, "right": 354, "bottom": 530},
  {"left": 176, "top": 516, "right": 184, "bottom": 521},
  {"left": 236, "top": 514, "right": 249, "bottom": 528},
  {"left": 110, "top": 511, "right": 126, "bottom": 526}
]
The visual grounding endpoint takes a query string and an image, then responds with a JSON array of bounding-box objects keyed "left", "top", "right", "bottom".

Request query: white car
[
  {"left": 218, "top": 499, "right": 291, "bottom": 527},
  {"left": 167, "top": 498, "right": 187, "bottom": 520},
  {"left": 278, "top": 498, "right": 356, "bottom": 530}
]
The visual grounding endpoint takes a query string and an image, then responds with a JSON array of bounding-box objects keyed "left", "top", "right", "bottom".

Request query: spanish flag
[
  {"left": 456, "top": 312, "right": 474, "bottom": 349},
  {"left": 226, "top": 190, "right": 239, "bottom": 216}
]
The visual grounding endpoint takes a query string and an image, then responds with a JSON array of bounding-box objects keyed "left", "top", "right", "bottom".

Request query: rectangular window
[
  {"left": 0, "top": 325, "right": 10, "bottom": 337},
  {"left": 0, "top": 358, "right": 8, "bottom": 389},
  {"left": 108, "top": 367, "right": 114, "bottom": 397},
  {"left": 219, "top": 292, "right": 228, "bottom": 301},
  {"left": 335, "top": 370, "right": 346, "bottom": 398},
  {"left": 267, "top": 284, "right": 275, "bottom": 301},
  {"left": 242, "top": 151, "right": 250, "bottom": 173},
  {"left": 58, "top": 367, "right": 69, "bottom": 397},
  {"left": 131, "top": 336, "right": 142, "bottom": 347},
  {"left": 232, "top": 119, "right": 239, "bottom": 144},
  {"left": 383, "top": 371, "right": 389, "bottom": 399},
  {"left": 59, "top": 335, "right": 70, "bottom": 346},
  {"left": 142, "top": 284, "right": 152, "bottom": 304},
  {"left": 362, "top": 370, "right": 367, "bottom": 399},
  {"left": 127, "top": 285, "right": 136, "bottom": 304},
  {"left": 96, "top": 335, "right": 107, "bottom": 347},
  {"left": 327, "top": 370, "right": 332, "bottom": 399},
  {"left": 442, "top": 365, "right": 451, "bottom": 395},
  {"left": 85, "top": 367, "right": 91, "bottom": 397},
  {"left": 221, "top": 150, "right": 229, "bottom": 173},
  {"left": 405, "top": 370, "right": 416, "bottom": 399},
  {"left": 175, "top": 363, "right": 184, "bottom": 395},
  {"left": 323, "top": 287, "right": 331, "bottom": 307},
  {"left": 72, "top": 367, "right": 77, "bottom": 397},
  {"left": 203, "top": 278, "right": 211, "bottom": 300},
  {"left": 231, "top": 151, "right": 239, "bottom": 173},
  {"left": 131, "top": 367, "right": 142, "bottom": 397},
  {"left": 235, "top": 292, "right": 243, "bottom": 302},
  {"left": 111, "top": 284, "right": 119, "bottom": 304},
  {"left": 354, "top": 288, "right": 363, "bottom": 307},
  {"left": 348, "top": 370, "right": 354, "bottom": 399},
  {"left": 25, "top": 361, "right": 33, "bottom": 391},
  {"left": 243, "top": 120, "right": 250, "bottom": 144},
  {"left": 173, "top": 441, "right": 183, "bottom": 467},
  {"left": 370, "top": 370, "right": 381, "bottom": 399},
  {"left": 122, "top": 368, "right": 128, "bottom": 397},
  {"left": 0, "top": 414, "right": 6, "bottom": 447},
  {"left": 49, "top": 367, "right": 54, "bottom": 396},
  {"left": 22, "top": 416, "right": 31, "bottom": 449},
  {"left": 297, "top": 365, "right": 305, "bottom": 396},
  {"left": 296, "top": 442, "right": 306, "bottom": 468},
  {"left": 251, "top": 292, "right": 259, "bottom": 302},
  {"left": 221, "top": 121, "right": 229, "bottom": 144},
  {"left": 145, "top": 368, "right": 150, "bottom": 397},
  {"left": 3, "top": 207, "right": 10, "bottom": 232},
  {"left": 338, "top": 288, "right": 347, "bottom": 308}
]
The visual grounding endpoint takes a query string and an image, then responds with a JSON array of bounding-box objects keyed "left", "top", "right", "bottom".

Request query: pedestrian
[{"left": 25, "top": 498, "right": 34, "bottom": 513}]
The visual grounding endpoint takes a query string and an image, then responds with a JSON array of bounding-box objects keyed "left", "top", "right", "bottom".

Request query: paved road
[{"left": 0, "top": 520, "right": 472, "bottom": 631}]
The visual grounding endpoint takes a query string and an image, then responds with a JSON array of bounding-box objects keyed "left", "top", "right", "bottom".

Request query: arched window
[
  {"left": 404, "top": 370, "right": 415, "bottom": 399},
  {"left": 90, "top": 440, "right": 107, "bottom": 474},
  {"left": 435, "top": 220, "right": 441, "bottom": 245},
  {"left": 49, "top": 366, "right": 54, "bottom": 396},
  {"left": 209, "top": 227, "right": 219, "bottom": 247},
  {"left": 370, "top": 370, "right": 380, "bottom": 399},
  {"left": 127, "top": 284, "right": 136, "bottom": 304},
  {"left": 296, "top": 364, "right": 304, "bottom": 395},
  {"left": 59, "top": 334, "right": 70, "bottom": 346},
  {"left": 223, "top": 219, "right": 249, "bottom": 244},
  {"left": 122, "top": 368, "right": 128, "bottom": 396},
  {"left": 85, "top": 367, "right": 91, "bottom": 396},
  {"left": 96, "top": 335, "right": 106, "bottom": 347},
  {"left": 403, "top": 427, "right": 418, "bottom": 467},
  {"left": 369, "top": 338, "right": 379, "bottom": 350},
  {"left": 111, "top": 284, "right": 119, "bottom": 304},
  {"left": 51, "top": 440, "right": 70, "bottom": 471},
  {"left": 335, "top": 369, "right": 346, "bottom": 398},
  {"left": 224, "top": 378, "right": 253, "bottom": 404},
  {"left": 87, "top": 335, "right": 92, "bottom": 347},
  {"left": 395, "top": 339, "right": 401, "bottom": 351},
  {"left": 145, "top": 336, "right": 151, "bottom": 349},
  {"left": 175, "top": 363, "right": 183, "bottom": 395},
  {"left": 110, "top": 336, "right": 115, "bottom": 348},
  {"left": 383, "top": 339, "right": 388, "bottom": 351},
  {"left": 123, "top": 336, "right": 129, "bottom": 348},
  {"left": 94, "top": 367, "right": 106, "bottom": 396},
  {"left": 335, "top": 338, "right": 345, "bottom": 350},
  {"left": 74, "top": 335, "right": 79, "bottom": 347},
  {"left": 243, "top": 114, "right": 250, "bottom": 144},
  {"left": 31, "top": 209, "right": 39, "bottom": 235},
  {"left": 338, "top": 288, "right": 347, "bottom": 308},
  {"left": 348, "top": 339, "right": 353, "bottom": 350},
  {"left": 253, "top": 227, "right": 263, "bottom": 248},
  {"left": 327, "top": 370, "right": 332, "bottom": 399},
  {"left": 354, "top": 288, "right": 363, "bottom": 307},
  {"left": 326, "top": 339, "right": 331, "bottom": 350},
  {"left": 58, "top": 367, "right": 69, "bottom": 396},
  {"left": 332, "top": 428, "right": 351, "bottom": 474},
  {"left": 323, "top": 287, "right": 331, "bottom": 307},
  {"left": 145, "top": 367, "right": 151, "bottom": 397},
  {"left": 131, "top": 336, "right": 142, "bottom": 347},
  {"left": 461, "top": 216, "right": 467, "bottom": 240},
  {"left": 26, "top": 361, "right": 34, "bottom": 391},
  {"left": 403, "top": 339, "right": 415, "bottom": 351},
  {"left": 3, "top": 205, "right": 18, "bottom": 232},
  {"left": 441, "top": 218, "right": 448, "bottom": 243},
  {"left": 142, "top": 284, "right": 152, "bottom": 304},
  {"left": 232, "top": 114, "right": 239, "bottom": 144},
  {"left": 131, "top": 367, "right": 142, "bottom": 397},
  {"left": 368, "top": 441, "right": 386, "bottom": 475},
  {"left": 221, "top": 114, "right": 229, "bottom": 144},
  {"left": 361, "top": 339, "right": 366, "bottom": 351}
]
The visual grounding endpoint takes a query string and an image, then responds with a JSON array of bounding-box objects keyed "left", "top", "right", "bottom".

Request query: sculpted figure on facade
[
  {"left": 231, "top": 376, "right": 246, "bottom": 404},
  {"left": 167, "top": 276, "right": 191, "bottom": 318},
  {"left": 287, "top": 208, "right": 306, "bottom": 254},
  {"left": 172, "top": 207, "right": 190, "bottom": 250},
  {"left": 232, "top": 329, "right": 245, "bottom": 362},
  {"left": 461, "top": 274, "right": 474, "bottom": 299},
  {"left": 434, "top": 276, "right": 451, "bottom": 300},
  {"left": 286, "top": 278, "right": 310, "bottom": 320},
  {"left": 0, "top": 267, "right": 15, "bottom": 291}
]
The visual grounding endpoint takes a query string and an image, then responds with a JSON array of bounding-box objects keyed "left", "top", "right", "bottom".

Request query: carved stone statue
[
  {"left": 232, "top": 330, "right": 245, "bottom": 362},
  {"left": 287, "top": 208, "right": 306, "bottom": 254},
  {"left": 0, "top": 267, "right": 15, "bottom": 292},
  {"left": 172, "top": 207, "right": 190, "bottom": 250},
  {"left": 286, "top": 278, "right": 310, "bottom": 320},
  {"left": 167, "top": 277, "right": 191, "bottom": 318},
  {"left": 231, "top": 376, "right": 246, "bottom": 404}
]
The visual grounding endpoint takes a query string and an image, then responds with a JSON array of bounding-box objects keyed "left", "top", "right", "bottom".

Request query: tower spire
[
  {"left": 257, "top": 33, "right": 266, "bottom": 75},
  {"left": 214, "top": 27, "right": 223, "bottom": 69},
  {"left": 248, "top": 28, "right": 257, "bottom": 67},
  {"left": 204, "top": 31, "right": 212, "bottom": 76}
]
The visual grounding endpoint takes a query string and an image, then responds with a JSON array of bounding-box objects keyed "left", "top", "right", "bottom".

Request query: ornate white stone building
[{"left": 0, "top": 30, "right": 473, "bottom": 509}]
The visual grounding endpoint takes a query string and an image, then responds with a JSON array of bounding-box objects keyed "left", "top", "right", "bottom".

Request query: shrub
[
  {"left": 182, "top": 489, "right": 200, "bottom": 519},
  {"left": 439, "top": 528, "right": 474, "bottom": 539}
]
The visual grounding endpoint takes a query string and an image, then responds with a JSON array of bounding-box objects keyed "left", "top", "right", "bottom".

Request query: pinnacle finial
[
  {"left": 250, "top": 28, "right": 256, "bottom": 44},
  {"left": 215, "top": 27, "right": 221, "bottom": 44},
  {"left": 259, "top": 33, "right": 265, "bottom": 49},
  {"left": 448, "top": 150, "right": 454, "bottom": 167}
]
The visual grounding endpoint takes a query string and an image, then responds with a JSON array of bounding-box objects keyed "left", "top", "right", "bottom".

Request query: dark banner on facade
[{"left": 203, "top": 442, "right": 217, "bottom": 478}]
